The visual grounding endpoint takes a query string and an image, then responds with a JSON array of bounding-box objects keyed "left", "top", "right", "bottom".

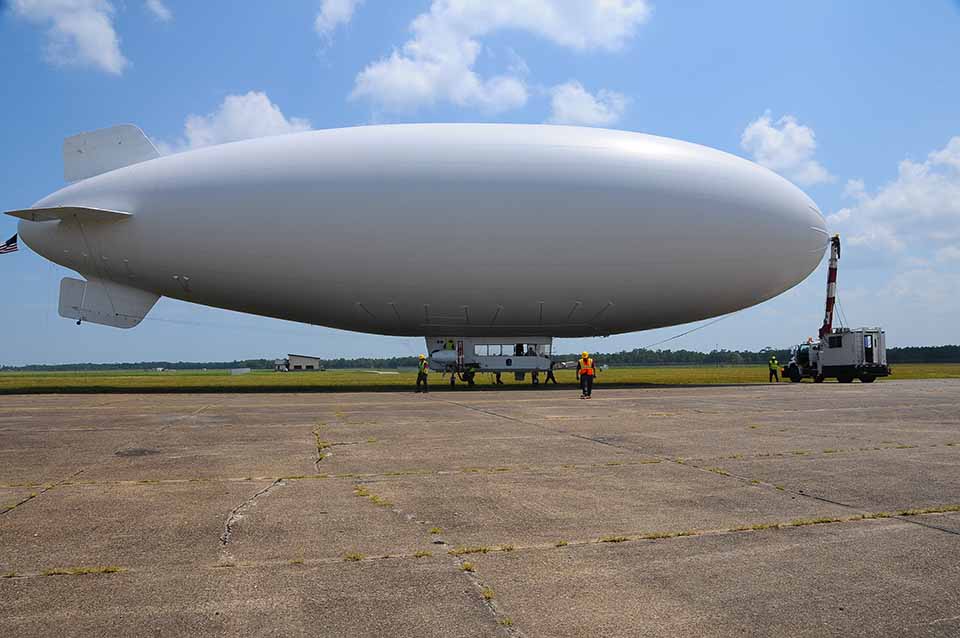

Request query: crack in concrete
[
  {"left": 427, "top": 535, "right": 524, "bottom": 637},
  {"left": 920, "top": 614, "right": 960, "bottom": 626},
  {"left": 312, "top": 424, "right": 329, "bottom": 470},
  {"left": 218, "top": 479, "right": 285, "bottom": 558},
  {"left": 455, "top": 555, "right": 524, "bottom": 637}
]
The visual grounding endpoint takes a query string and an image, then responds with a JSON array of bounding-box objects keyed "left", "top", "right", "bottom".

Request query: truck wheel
[
  {"left": 837, "top": 376, "right": 853, "bottom": 384},
  {"left": 859, "top": 375, "right": 876, "bottom": 383},
  {"left": 813, "top": 375, "right": 824, "bottom": 383},
  {"left": 788, "top": 366, "right": 802, "bottom": 383}
]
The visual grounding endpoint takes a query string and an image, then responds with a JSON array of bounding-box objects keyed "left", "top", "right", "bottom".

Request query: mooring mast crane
[
  {"left": 784, "top": 235, "right": 891, "bottom": 383},
  {"left": 819, "top": 234, "right": 841, "bottom": 339}
]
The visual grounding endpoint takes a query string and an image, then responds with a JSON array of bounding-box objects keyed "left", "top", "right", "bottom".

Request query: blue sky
[{"left": 2, "top": 1, "right": 959, "bottom": 365}]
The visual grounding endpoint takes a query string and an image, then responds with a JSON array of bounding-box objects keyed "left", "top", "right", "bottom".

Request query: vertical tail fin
[{"left": 63, "top": 124, "right": 160, "bottom": 182}]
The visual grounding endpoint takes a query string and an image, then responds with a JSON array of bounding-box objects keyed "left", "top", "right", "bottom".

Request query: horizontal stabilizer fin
[
  {"left": 64, "top": 124, "right": 159, "bottom": 182},
  {"left": 59, "top": 277, "right": 159, "bottom": 329},
  {"left": 5, "top": 206, "right": 131, "bottom": 223}
]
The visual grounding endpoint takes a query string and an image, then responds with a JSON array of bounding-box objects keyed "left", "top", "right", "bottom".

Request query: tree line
[{"left": 4, "top": 345, "right": 959, "bottom": 372}]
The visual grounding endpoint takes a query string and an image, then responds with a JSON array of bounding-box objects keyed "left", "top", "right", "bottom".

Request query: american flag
[{"left": 0, "top": 234, "right": 18, "bottom": 255}]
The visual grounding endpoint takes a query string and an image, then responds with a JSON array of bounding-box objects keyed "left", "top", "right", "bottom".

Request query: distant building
[{"left": 282, "top": 354, "right": 325, "bottom": 372}]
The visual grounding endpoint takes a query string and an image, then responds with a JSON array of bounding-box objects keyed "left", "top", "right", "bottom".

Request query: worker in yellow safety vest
[
  {"left": 576, "top": 351, "right": 597, "bottom": 399},
  {"left": 768, "top": 355, "right": 780, "bottom": 383},
  {"left": 416, "top": 354, "right": 430, "bottom": 393}
]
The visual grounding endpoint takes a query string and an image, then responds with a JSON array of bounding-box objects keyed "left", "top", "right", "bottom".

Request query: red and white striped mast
[{"left": 819, "top": 235, "right": 841, "bottom": 339}]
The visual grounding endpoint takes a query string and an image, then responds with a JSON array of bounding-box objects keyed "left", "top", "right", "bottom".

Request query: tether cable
[{"left": 638, "top": 312, "right": 738, "bottom": 350}]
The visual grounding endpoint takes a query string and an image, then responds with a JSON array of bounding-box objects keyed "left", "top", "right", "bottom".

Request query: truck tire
[
  {"left": 837, "top": 375, "right": 854, "bottom": 384},
  {"left": 788, "top": 365, "right": 802, "bottom": 383},
  {"left": 859, "top": 375, "right": 876, "bottom": 383},
  {"left": 814, "top": 375, "right": 824, "bottom": 383}
]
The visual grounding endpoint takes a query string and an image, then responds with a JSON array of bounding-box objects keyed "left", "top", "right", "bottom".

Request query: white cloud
[
  {"left": 936, "top": 245, "right": 960, "bottom": 263},
  {"left": 161, "top": 92, "right": 312, "bottom": 153},
  {"left": 351, "top": 0, "right": 652, "bottom": 113},
  {"left": 827, "top": 136, "right": 960, "bottom": 255},
  {"left": 547, "top": 81, "right": 628, "bottom": 126},
  {"left": 12, "top": 0, "right": 128, "bottom": 74},
  {"left": 882, "top": 269, "right": 960, "bottom": 307},
  {"left": 741, "top": 111, "right": 832, "bottom": 186},
  {"left": 315, "top": 0, "right": 363, "bottom": 37},
  {"left": 145, "top": 0, "right": 171, "bottom": 22},
  {"left": 842, "top": 178, "right": 866, "bottom": 200},
  {"left": 503, "top": 46, "right": 530, "bottom": 77},
  {"left": 929, "top": 137, "right": 960, "bottom": 171}
]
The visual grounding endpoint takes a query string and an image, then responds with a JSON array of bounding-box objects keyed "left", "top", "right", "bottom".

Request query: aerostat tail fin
[
  {"left": 59, "top": 277, "right": 159, "bottom": 329},
  {"left": 63, "top": 124, "right": 160, "bottom": 183}
]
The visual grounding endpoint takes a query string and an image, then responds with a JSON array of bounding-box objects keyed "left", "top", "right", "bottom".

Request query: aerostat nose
[
  {"left": 17, "top": 216, "right": 57, "bottom": 260},
  {"left": 808, "top": 206, "right": 831, "bottom": 256}
]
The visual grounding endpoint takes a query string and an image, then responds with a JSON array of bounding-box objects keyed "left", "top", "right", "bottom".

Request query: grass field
[{"left": 0, "top": 363, "right": 958, "bottom": 394}]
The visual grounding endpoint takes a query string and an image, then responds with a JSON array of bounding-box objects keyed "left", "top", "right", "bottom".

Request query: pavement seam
[
  {"left": 6, "top": 403, "right": 225, "bottom": 515},
  {"left": 6, "top": 507, "right": 958, "bottom": 581},
  {"left": 0, "top": 459, "right": 667, "bottom": 489},
  {"left": 679, "top": 441, "right": 956, "bottom": 464},
  {"left": 678, "top": 458, "right": 960, "bottom": 539},
  {"left": 467, "top": 506, "right": 960, "bottom": 554},
  {"left": 349, "top": 478, "right": 523, "bottom": 637},
  {"left": 434, "top": 396, "right": 960, "bottom": 539},
  {"left": 0, "top": 468, "right": 85, "bottom": 517},
  {"left": 434, "top": 396, "right": 747, "bottom": 492}
]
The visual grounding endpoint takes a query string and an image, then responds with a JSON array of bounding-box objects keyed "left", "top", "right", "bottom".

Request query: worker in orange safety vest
[{"left": 576, "top": 351, "right": 597, "bottom": 399}]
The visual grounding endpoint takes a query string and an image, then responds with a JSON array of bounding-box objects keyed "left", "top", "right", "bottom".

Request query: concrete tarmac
[{"left": 2, "top": 380, "right": 959, "bottom": 637}]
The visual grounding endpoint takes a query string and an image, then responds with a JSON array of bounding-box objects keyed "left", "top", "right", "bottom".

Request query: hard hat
[
  {"left": 418, "top": 354, "right": 425, "bottom": 359},
  {"left": 582, "top": 351, "right": 589, "bottom": 358}
]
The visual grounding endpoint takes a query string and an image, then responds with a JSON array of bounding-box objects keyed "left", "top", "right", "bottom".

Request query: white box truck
[{"left": 786, "top": 328, "right": 890, "bottom": 383}]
